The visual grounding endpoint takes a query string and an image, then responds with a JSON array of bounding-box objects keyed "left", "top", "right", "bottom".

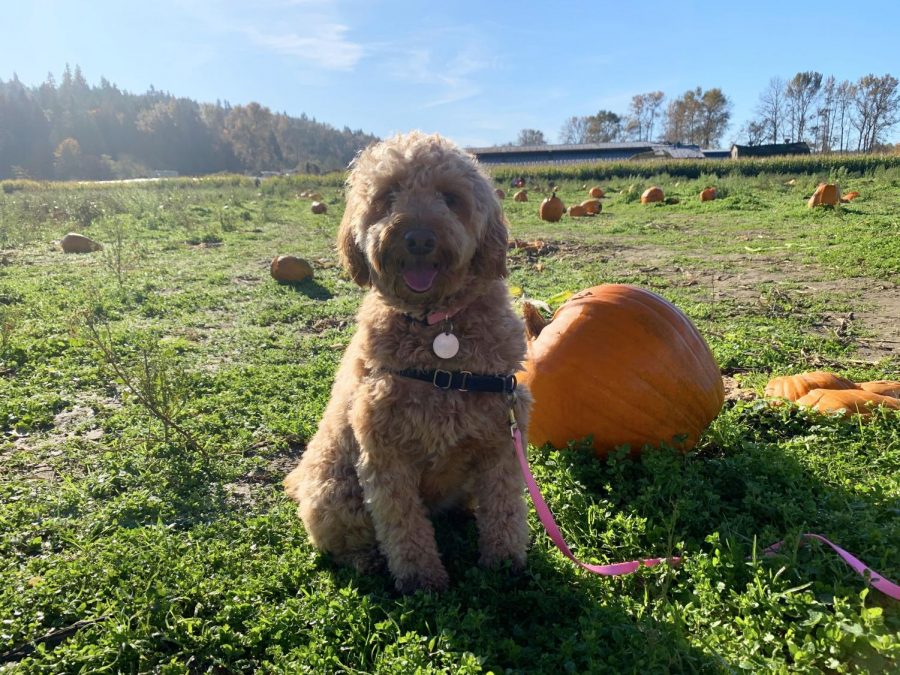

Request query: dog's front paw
[
  {"left": 393, "top": 564, "right": 450, "bottom": 595},
  {"left": 478, "top": 546, "right": 527, "bottom": 573}
]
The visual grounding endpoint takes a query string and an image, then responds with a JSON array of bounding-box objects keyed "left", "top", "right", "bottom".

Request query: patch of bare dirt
[
  {"left": 224, "top": 441, "right": 305, "bottom": 508},
  {"left": 722, "top": 375, "right": 758, "bottom": 403},
  {"left": 519, "top": 240, "right": 899, "bottom": 364}
]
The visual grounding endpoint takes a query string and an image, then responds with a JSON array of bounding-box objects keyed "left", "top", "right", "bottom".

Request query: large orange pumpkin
[
  {"left": 700, "top": 187, "right": 717, "bottom": 202},
  {"left": 796, "top": 388, "right": 900, "bottom": 417},
  {"left": 641, "top": 186, "right": 664, "bottom": 204},
  {"left": 589, "top": 186, "right": 604, "bottom": 198},
  {"left": 518, "top": 285, "right": 724, "bottom": 456},
  {"left": 271, "top": 255, "right": 314, "bottom": 282},
  {"left": 858, "top": 380, "right": 900, "bottom": 398},
  {"left": 539, "top": 192, "right": 565, "bottom": 222},
  {"left": 808, "top": 183, "right": 840, "bottom": 208},
  {"left": 764, "top": 371, "right": 857, "bottom": 401},
  {"left": 580, "top": 198, "right": 602, "bottom": 214}
]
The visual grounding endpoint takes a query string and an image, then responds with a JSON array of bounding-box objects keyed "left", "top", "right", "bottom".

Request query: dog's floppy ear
[
  {"left": 473, "top": 199, "right": 509, "bottom": 279},
  {"left": 337, "top": 208, "right": 370, "bottom": 286}
]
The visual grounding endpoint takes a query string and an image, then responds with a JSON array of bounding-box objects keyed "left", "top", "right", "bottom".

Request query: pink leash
[{"left": 509, "top": 423, "right": 900, "bottom": 599}]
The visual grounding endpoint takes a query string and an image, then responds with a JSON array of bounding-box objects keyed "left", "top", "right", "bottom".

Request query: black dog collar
[{"left": 394, "top": 368, "right": 517, "bottom": 394}]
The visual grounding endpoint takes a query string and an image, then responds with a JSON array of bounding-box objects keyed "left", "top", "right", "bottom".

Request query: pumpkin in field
[
  {"left": 858, "top": 380, "right": 900, "bottom": 398},
  {"left": 764, "top": 371, "right": 858, "bottom": 401},
  {"left": 641, "top": 186, "right": 664, "bottom": 204},
  {"left": 513, "top": 190, "right": 528, "bottom": 202},
  {"left": 518, "top": 284, "right": 724, "bottom": 456},
  {"left": 580, "top": 198, "right": 602, "bottom": 214},
  {"left": 567, "top": 204, "right": 588, "bottom": 217},
  {"left": 796, "top": 388, "right": 900, "bottom": 417},
  {"left": 700, "top": 187, "right": 717, "bottom": 202},
  {"left": 539, "top": 192, "right": 565, "bottom": 222},
  {"left": 589, "top": 186, "right": 604, "bottom": 198},
  {"left": 60, "top": 232, "right": 102, "bottom": 253},
  {"left": 841, "top": 191, "right": 860, "bottom": 203},
  {"left": 808, "top": 183, "right": 840, "bottom": 208},
  {"left": 270, "top": 255, "right": 314, "bottom": 282},
  {"left": 495, "top": 188, "right": 506, "bottom": 200},
  {"left": 311, "top": 201, "right": 327, "bottom": 214}
]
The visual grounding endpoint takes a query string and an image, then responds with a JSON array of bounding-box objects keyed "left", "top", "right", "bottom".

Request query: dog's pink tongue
[{"left": 403, "top": 266, "right": 438, "bottom": 292}]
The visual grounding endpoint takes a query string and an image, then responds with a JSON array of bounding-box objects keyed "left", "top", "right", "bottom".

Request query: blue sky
[{"left": 3, "top": 0, "right": 899, "bottom": 148}]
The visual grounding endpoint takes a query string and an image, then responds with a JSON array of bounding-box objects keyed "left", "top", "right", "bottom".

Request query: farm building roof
[
  {"left": 468, "top": 141, "right": 723, "bottom": 165},
  {"left": 730, "top": 142, "right": 811, "bottom": 158}
]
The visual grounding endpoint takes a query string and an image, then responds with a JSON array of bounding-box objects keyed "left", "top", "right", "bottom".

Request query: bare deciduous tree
[
  {"left": 559, "top": 116, "right": 589, "bottom": 144},
  {"left": 754, "top": 77, "right": 787, "bottom": 144},
  {"left": 559, "top": 111, "right": 623, "bottom": 144},
  {"left": 816, "top": 75, "right": 837, "bottom": 153},
  {"left": 785, "top": 71, "right": 823, "bottom": 143},
  {"left": 516, "top": 128, "right": 547, "bottom": 146},
  {"left": 834, "top": 80, "right": 856, "bottom": 152},
  {"left": 852, "top": 74, "right": 900, "bottom": 152},
  {"left": 624, "top": 92, "right": 665, "bottom": 141}
]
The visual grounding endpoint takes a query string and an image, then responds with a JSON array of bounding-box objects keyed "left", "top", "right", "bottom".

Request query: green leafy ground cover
[{"left": 0, "top": 165, "right": 898, "bottom": 672}]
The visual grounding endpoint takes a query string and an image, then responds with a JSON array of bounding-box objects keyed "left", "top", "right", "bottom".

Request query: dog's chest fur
[{"left": 347, "top": 284, "right": 526, "bottom": 461}]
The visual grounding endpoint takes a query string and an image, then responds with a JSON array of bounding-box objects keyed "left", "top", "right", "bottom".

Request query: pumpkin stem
[{"left": 522, "top": 301, "right": 547, "bottom": 340}]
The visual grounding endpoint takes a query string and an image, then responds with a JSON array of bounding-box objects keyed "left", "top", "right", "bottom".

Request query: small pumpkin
[
  {"left": 271, "top": 255, "right": 314, "bottom": 282},
  {"left": 858, "top": 380, "right": 900, "bottom": 398},
  {"left": 764, "top": 371, "right": 858, "bottom": 401},
  {"left": 539, "top": 191, "right": 565, "bottom": 222},
  {"left": 641, "top": 186, "right": 664, "bottom": 204},
  {"left": 580, "top": 198, "right": 602, "bottom": 214},
  {"left": 518, "top": 284, "right": 724, "bottom": 457},
  {"left": 311, "top": 201, "right": 327, "bottom": 214},
  {"left": 589, "top": 186, "right": 604, "bottom": 198},
  {"left": 808, "top": 183, "right": 840, "bottom": 208},
  {"left": 60, "top": 232, "right": 102, "bottom": 253},
  {"left": 796, "top": 388, "right": 900, "bottom": 417},
  {"left": 700, "top": 187, "right": 717, "bottom": 202},
  {"left": 495, "top": 188, "right": 506, "bottom": 200},
  {"left": 567, "top": 204, "right": 588, "bottom": 217},
  {"left": 841, "top": 191, "right": 860, "bottom": 203},
  {"left": 513, "top": 190, "right": 528, "bottom": 202}
]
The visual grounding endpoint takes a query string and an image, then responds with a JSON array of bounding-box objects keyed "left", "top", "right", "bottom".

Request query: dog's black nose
[{"left": 404, "top": 228, "right": 437, "bottom": 255}]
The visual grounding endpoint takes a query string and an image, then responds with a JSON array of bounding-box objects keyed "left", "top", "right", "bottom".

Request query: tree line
[
  {"left": 744, "top": 72, "right": 899, "bottom": 153},
  {"left": 0, "top": 65, "right": 379, "bottom": 180},
  {"left": 516, "top": 72, "right": 900, "bottom": 152}
]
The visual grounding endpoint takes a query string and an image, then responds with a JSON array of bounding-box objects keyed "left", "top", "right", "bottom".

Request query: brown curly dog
[{"left": 284, "top": 131, "right": 532, "bottom": 593}]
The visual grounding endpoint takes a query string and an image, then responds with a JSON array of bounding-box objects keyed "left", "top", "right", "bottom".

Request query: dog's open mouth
[{"left": 402, "top": 264, "right": 439, "bottom": 293}]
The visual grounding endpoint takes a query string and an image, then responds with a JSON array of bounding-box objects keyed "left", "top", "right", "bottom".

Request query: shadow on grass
[
  {"left": 298, "top": 510, "right": 731, "bottom": 673},
  {"left": 547, "top": 399, "right": 900, "bottom": 603},
  {"left": 278, "top": 278, "right": 332, "bottom": 300}
]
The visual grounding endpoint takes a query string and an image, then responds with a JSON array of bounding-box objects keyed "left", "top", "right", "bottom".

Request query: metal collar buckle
[{"left": 432, "top": 369, "right": 452, "bottom": 389}]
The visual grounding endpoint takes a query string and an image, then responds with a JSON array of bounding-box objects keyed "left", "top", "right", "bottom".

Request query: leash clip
[{"left": 507, "top": 392, "right": 518, "bottom": 437}]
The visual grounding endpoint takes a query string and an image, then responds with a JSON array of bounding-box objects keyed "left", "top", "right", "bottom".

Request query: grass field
[{"left": 0, "top": 163, "right": 898, "bottom": 672}]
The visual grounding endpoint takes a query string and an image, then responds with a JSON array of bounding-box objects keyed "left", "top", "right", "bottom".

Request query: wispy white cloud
[
  {"left": 176, "top": 0, "right": 365, "bottom": 72},
  {"left": 380, "top": 39, "right": 496, "bottom": 108},
  {"left": 242, "top": 23, "right": 364, "bottom": 71}
]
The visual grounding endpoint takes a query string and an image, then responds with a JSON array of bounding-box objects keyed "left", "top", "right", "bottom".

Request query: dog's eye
[
  {"left": 375, "top": 189, "right": 397, "bottom": 213},
  {"left": 441, "top": 192, "right": 458, "bottom": 208}
]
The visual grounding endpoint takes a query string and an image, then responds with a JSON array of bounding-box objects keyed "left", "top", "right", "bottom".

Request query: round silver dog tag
[{"left": 432, "top": 332, "right": 459, "bottom": 359}]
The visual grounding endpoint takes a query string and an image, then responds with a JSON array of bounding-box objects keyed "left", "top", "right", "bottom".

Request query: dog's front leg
[
  {"left": 356, "top": 451, "right": 449, "bottom": 593},
  {"left": 473, "top": 435, "right": 529, "bottom": 572}
]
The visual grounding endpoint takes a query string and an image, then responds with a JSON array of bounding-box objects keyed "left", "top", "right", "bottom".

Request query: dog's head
[{"left": 338, "top": 132, "right": 508, "bottom": 308}]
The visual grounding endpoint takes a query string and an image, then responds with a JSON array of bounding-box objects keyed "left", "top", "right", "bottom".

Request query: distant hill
[{"left": 0, "top": 66, "right": 380, "bottom": 180}]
